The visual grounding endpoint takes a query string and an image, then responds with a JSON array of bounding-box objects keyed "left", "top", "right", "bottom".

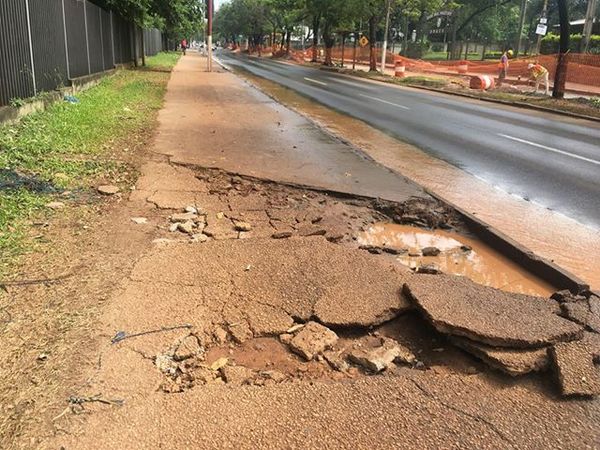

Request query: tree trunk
[
  {"left": 323, "top": 22, "right": 334, "bottom": 66},
  {"left": 341, "top": 33, "right": 346, "bottom": 67},
  {"left": 369, "top": 15, "right": 377, "bottom": 71},
  {"left": 312, "top": 15, "right": 320, "bottom": 62},
  {"left": 286, "top": 30, "right": 291, "bottom": 54},
  {"left": 553, "top": 0, "right": 569, "bottom": 99}
]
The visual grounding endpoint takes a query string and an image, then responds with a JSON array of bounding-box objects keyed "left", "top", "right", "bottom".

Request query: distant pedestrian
[
  {"left": 498, "top": 49, "right": 513, "bottom": 86},
  {"left": 181, "top": 39, "right": 188, "bottom": 56},
  {"left": 527, "top": 63, "right": 550, "bottom": 95}
]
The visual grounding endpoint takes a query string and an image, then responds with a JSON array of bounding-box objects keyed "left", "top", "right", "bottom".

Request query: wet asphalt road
[{"left": 218, "top": 51, "right": 600, "bottom": 229}]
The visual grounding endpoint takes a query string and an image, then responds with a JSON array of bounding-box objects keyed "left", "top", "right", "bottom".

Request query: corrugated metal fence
[{"left": 0, "top": 0, "right": 164, "bottom": 106}]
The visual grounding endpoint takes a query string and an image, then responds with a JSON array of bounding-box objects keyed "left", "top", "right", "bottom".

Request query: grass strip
[{"left": 0, "top": 52, "right": 180, "bottom": 275}]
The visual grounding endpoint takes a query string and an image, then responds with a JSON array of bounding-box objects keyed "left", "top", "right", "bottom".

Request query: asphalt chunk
[
  {"left": 404, "top": 274, "right": 583, "bottom": 348},
  {"left": 550, "top": 340, "right": 600, "bottom": 397},
  {"left": 450, "top": 336, "right": 549, "bottom": 376}
]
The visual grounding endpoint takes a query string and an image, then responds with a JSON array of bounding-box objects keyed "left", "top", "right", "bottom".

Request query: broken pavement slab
[
  {"left": 549, "top": 341, "right": 600, "bottom": 397},
  {"left": 404, "top": 274, "right": 583, "bottom": 348},
  {"left": 313, "top": 263, "right": 412, "bottom": 328},
  {"left": 450, "top": 336, "right": 549, "bottom": 376},
  {"left": 288, "top": 321, "right": 338, "bottom": 361},
  {"left": 560, "top": 300, "right": 600, "bottom": 334},
  {"left": 245, "top": 303, "right": 295, "bottom": 337}
]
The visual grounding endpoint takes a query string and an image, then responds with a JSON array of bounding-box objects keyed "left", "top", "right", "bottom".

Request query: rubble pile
[
  {"left": 404, "top": 274, "right": 600, "bottom": 397},
  {"left": 136, "top": 167, "right": 598, "bottom": 399}
]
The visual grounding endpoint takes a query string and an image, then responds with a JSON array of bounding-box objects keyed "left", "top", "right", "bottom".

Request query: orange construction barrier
[
  {"left": 457, "top": 61, "right": 469, "bottom": 74},
  {"left": 470, "top": 75, "right": 495, "bottom": 90},
  {"left": 395, "top": 60, "right": 406, "bottom": 78}
]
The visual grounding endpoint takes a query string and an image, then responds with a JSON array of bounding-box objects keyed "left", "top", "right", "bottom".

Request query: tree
[{"left": 553, "top": 0, "right": 569, "bottom": 98}]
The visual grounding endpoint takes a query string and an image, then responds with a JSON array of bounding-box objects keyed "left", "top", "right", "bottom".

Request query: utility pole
[
  {"left": 207, "top": 0, "right": 214, "bottom": 72},
  {"left": 515, "top": 0, "right": 528, "bottom": 57},
  {"left": 535, "top": 0, "right": 549, "bottom": 55},
  {"left": 582, "top": 0, "right": 598, "bottom": 53},
  {"left": 380, "top": 0, "right": 392, "bottom": 74}
]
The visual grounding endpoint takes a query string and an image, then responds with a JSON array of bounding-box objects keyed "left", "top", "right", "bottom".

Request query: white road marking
[
  {"left": 358, "top": 93, "right": 410, "bottom": 110},
  {"left": 304, "top": 77, "right": 328, "bottom": 86},
  {"left": 330, "top": 78, "right": 375, "bottom": 90},
  {"left": 498, "top": 134, "right": 600, "bottom": 166}
]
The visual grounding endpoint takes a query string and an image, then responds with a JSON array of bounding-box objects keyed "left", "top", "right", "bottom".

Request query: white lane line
[
  {"left": 304, "top": 77, "right": 328, "bottom": 86},
  {"left": 330, "top": 78, "right": 375, "bottom": 90},
  {"left": 358, "top": 93, "right": 410, "bottom": 110},
  {"left": 498, "top": 133, "right": 600, "bottom": 166}
]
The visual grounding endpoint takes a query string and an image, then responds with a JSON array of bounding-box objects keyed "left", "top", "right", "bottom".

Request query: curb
[
  {"left": 218, "top": 54, "right": 591, "bottom": 295},
  {"left": 426, "top": 190, "right": 590, "bottom": 294},
  {"left": 318, "top": 66, "right": 600, "bottom": 124}
]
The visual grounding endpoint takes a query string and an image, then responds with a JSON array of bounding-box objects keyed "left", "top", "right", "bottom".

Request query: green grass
[
  {"left": 397, "top": 76, "right": 448, "bottom": 88},
  {"left": 146, "top": 51, "right": 182, "bottom": 71},
  {"left": 0, "top": 52, "right": 179, "bottom": 275}
]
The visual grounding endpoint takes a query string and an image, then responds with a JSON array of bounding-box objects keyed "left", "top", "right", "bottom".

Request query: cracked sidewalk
[{"left": 48, "top": 53, "right": 599, "bottom": 449}]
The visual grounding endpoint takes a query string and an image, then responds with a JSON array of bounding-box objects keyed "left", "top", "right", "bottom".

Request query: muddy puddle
[
  {"left": 236, "top": 69, "right": 600, "bottom": 291},
  {"left": 359, "top": 223, "right": 555, "bottom": 297}
]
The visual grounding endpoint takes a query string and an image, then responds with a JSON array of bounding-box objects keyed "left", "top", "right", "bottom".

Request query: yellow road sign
[{"left": 359, "top": 36, "right": 369, "bottom": 47}]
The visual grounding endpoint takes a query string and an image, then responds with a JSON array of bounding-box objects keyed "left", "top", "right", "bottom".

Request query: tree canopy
[
  {"left": 94, "top": 0, "right": 204, "bottom": 40},
  {"left": 214, "top": 0, "right": 591, "bottom": 63}
]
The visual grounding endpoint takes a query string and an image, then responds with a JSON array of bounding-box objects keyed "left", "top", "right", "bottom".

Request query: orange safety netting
[{"left": 297, "top": 46, "right": 600, "bottom": 91}]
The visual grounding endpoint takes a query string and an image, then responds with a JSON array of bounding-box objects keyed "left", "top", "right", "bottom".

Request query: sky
[{"left": 215, "top": 0, "right": 226, "bottom": 11}]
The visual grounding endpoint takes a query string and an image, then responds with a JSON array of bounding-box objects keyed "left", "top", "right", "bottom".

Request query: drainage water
[{"left": 359, "top": 223, "right": 555, "bottom": 297}]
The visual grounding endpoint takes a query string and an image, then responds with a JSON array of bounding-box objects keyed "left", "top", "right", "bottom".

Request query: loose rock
[
  {"left": 97, "top": 185, "right": 120, "bottom": 195},
  {"left": 259, "top": 370, "right": 287, "bottom": 383},
  {"left": 173, "top": 335, "right": 204, "bottom": 361},
  {"left": 404, "top": 274, "right": 583, "bottom": 348},
  {"left": 220, "top": 365, "right": 255, "bottom": 385},
  {"left": 233, "top": 221, "right": 252, "bottom": 232},
  {"left": 422, "top": 247, "right": 441, "bottom": 257},
  {"left": 213, "top": 326, "right": 228, "bottom": 344},
  {"left": 272, "top": 231, "right": 293, "bottom": 239},
  {"left": 170, "top": 212, "right": 198, "bottom": 223},
  {"left": 549, "top": 340, "right": 600, "bottom": 397},
  {"left": 131, "top": 217, "right": 148, "bottom": 224},
  {"left": 288, "top": 321, "right": 338, "bottom": 361},
  {"left": 415, "top": 263, "right": 442, "bottom": 275},
  {"left": 323, "top": 350, "right": 349, "bottom": 372},
  {"left": 177, "top": 221, "right": 196, "bottom": 235},
  {"left": 348, "top": 338, "right": 416, "bottom": 372},
  {"left": 191, "top": 233, "right": 208, "bottom": 243},
  {"left": 359, "top": 245, "right": 384, "bottom": 255}
]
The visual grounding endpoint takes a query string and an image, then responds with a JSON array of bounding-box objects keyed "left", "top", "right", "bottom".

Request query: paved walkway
[{"left": 153, "top": 51, "right": 425, "bottom": 203}]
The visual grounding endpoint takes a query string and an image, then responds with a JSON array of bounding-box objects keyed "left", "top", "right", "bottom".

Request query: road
[{"left": 218, "top": 52, "right": 600, "bottom": 229}]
